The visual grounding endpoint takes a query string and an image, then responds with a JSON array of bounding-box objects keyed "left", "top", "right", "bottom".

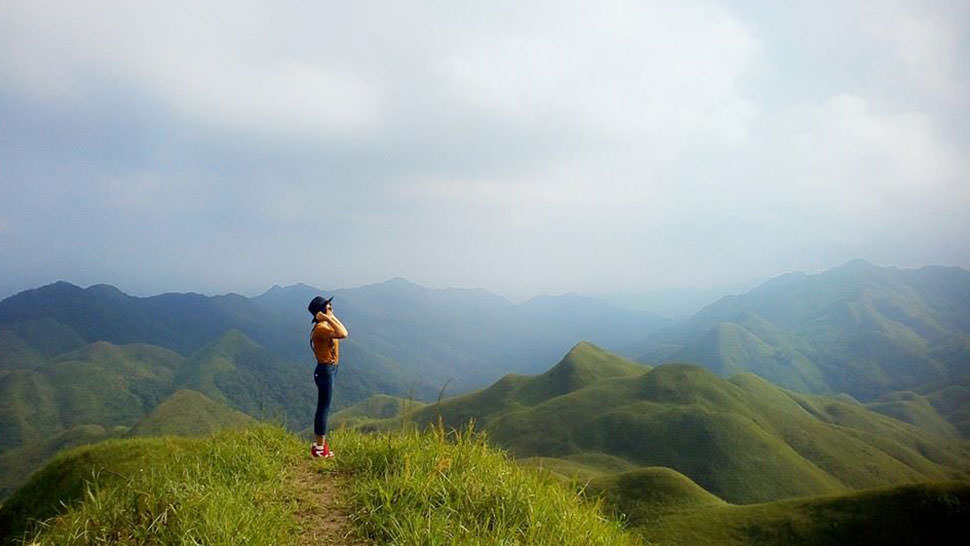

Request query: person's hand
[{"left": 315, "top": 311, "right": 329, "bottom": 322}]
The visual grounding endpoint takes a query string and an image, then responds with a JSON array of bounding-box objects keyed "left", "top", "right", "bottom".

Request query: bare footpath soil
[{"left": 290, "top": 460, "right": 370, "bottom": 546}]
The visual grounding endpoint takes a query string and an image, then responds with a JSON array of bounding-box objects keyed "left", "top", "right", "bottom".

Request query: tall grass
[
  {"left": 330, "top": 421, "right": 641, "bottom": 546},
  {"left": 6, "top": 422, "right": 641, "bottom": 545},
  {"left": 11, "top": 425, "right": 303, "bottom": 545}
]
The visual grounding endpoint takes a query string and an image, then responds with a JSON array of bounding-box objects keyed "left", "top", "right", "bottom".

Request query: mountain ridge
[
  {"left": 364, "top": 343, "right": 970, "bottom": 504},
  {"left": 630, "top": 261, "right": 970, "bottom": 402}
]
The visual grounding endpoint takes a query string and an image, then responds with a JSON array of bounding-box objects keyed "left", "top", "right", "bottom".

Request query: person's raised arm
[{"left": 315, "top": 311, "right": 349, "bottom": 338}]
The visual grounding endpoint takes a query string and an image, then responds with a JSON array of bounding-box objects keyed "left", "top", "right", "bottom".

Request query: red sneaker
[
  {"left": 321, "top": 441, "right": 335, "bottom": 459},
  {"left": 310, "top": 442, "right": 325, "bottom": 458}
]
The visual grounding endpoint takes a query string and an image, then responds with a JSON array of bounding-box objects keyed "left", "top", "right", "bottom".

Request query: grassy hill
[
  {"left": 0, "top": 424, "right": 126, "bottom": 499},
  {"left": 330, "top": 393, "right": 427, "bottom": 428},
  {"left": 0, "top": 333, "right": 313, "bottom": 499},
  {"left": 0, "top": 341, "right": 182, "bottom": 451},
  {"left": 377, "top": 342, "right": 649, "bottom": 433},
  {"left": 609, "top": 481, "right": 970, "bottom": 546},
  {"left": 586, "top": 466, "right": 726, "bottom": 513},
  {"left": 0, "top": 425, "right": 638, "bottom": 546},
  {"left": 2, "top": 423, "right": 966, "bottom": 546},
  {"left": 369, "top": 343, "right": 970, "bottom": 504},
  {"left": 128, "top": 389, "right": 256, "bottom": 437},
  {"left": 631, "top": 261, "right": 970, "bottom": 404}
]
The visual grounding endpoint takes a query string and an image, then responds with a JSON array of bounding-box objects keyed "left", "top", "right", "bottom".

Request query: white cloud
[
  {"left": 435, "top": 1, "right": 763, "bottom": 142},
  {"left": 866, "top": 9, "right": 966, "bottom": 104},
  {"left": 0, "top": 1, "right": 383, "bottom": 136},
  {"left": 770, "top": 94, "right": 963, "bottom": 212},
  {"left": 0, "top": 0, "right": 967, "bottom": 297}
]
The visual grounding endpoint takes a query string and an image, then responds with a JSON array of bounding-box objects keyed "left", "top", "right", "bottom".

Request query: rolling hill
[
  {"left": 0, "top": 333, "right": 311, "bottom": 498},
  {"left": 0, "top": 278, "right": 671, "bottom": 503},
  {"left": 368, "top": 342, "right": 970, "bottom": 504},
  {"left": 0, "top": 425, "right": 640, "bottom": 546},
  {"left": 330, "top": 393, "right": 427, "bottom": 428},
  {"left": 128, "top": 389, "right": 256, "bottom": 437},
  {"left": 584, "top": 471, "right": 970, "bottom": 546},
  {"left": 630, "top": 261, "right": 970, "bottom": 403}
]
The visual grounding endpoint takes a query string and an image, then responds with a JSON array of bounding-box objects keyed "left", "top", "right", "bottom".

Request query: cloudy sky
[{"left": 1, "top": 0, "right": 968, "bottom": 301}]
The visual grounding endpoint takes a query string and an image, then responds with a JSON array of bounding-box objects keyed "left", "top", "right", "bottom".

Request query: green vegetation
[
  {"left": 128, "top": 389, "right": 256, "bottom": 437},
  {"left": 368, "top": 343, "right": 970, "bottom": 504},
  {"left": 633, "top": 261, "right": 970, "bottom": 405},
  {"left": 383, "top": 342, "right": 648, "bottom": 433},
  {"left": 0, "top": 424, "right": 126, "bottom": 499},
  {"left": 330, "top": 393, "right": 427, "bottom": 428},
  {"left": 613, "top": 481, "right": 970, "bottom": 546},
  {"left": 0, "top": 425, "right": 303, "bottom": 546},
  {"left": 329, "top": 423, "right": 639, "bottom": 546},
  {"left": 586, "top": 466, "right": 726, "bottom": 516},
  {"left": 0, "top": 334, "right": 312, "bottom": 498},
  {"left": 0, "top": 424, "right": 640, "bottom": 546}
]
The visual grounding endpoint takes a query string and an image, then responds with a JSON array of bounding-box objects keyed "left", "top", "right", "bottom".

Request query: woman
[{"left": 307, "top": 295, "right": 349, "bottom": 458}]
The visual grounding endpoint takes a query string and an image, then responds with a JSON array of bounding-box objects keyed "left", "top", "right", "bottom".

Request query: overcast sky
[{"left": 1, "top": 1, "right": 968, "bottom": 301}]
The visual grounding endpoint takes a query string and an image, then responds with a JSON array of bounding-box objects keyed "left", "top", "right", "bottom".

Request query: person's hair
[{"left": 308, "top": 296, "right": 336, "bottom": 351}]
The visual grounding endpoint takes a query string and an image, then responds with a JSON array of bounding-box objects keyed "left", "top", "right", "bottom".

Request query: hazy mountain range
[
  {"left": 628, "top": 260, "right": 970, "bottom": 401},
  {"left": 0, "top": 275, "right": 667, "bottom": 496},
  {"left": 2, "top": 259, "right": 969, "bottom": 505}
]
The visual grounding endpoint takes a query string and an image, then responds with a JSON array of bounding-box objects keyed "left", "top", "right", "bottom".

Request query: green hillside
[
  {"left": 379, "top": 342, "right": 648, "bottom": 433},
  {"left": 0, "top": 425, "right": 638, "bottom": 546},
  {"left": 128, "top": 389, "right": 256, "bottom": 437},
  {"left": 0, "top": 281, "right": 442, "bottom": 410},
  {"left": 0, "top": 424, "right": 125, "bottom": 499},
  {"left": 632, "top": 261, "right": 970, "bottom": 403},
  {"left": 0, "top": 426, "right": 304, "bottom": 546},
  {"left": 618, "top": 481, "right": 970, "bottom": 546},
  {"left": 330, "top": 393, "right": 427, "bottom": 428},
  {"left": 586, "top": 466, "right": 726, "bottom": 514},
  {"left": 371, "top": 343, "right": 970, "bottom": 504},
  {"left": 0, "top": 334, "right": 315, "bottom": 500},
  {"left": 0, "top": 342, "right": 182, "bottom": 451}
]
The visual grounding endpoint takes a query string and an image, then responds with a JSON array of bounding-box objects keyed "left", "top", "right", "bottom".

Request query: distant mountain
[
  {"left": 629, "top": 260, "right": 970, "bottom": 402},
  {"left": 0, "top": 278, "right": 670, "bottom": 401},
  {"left": 585, "top": 277, "right": 763, "bottom": 318},
  {"left": 252, "top": 278, "right": 669, "bottom": 391},
  {"left": 0, "top": 278, "right": 673, "bottom": 501},
  {"left": 370, "top": 342, "right": 970, "bottom": 504}
]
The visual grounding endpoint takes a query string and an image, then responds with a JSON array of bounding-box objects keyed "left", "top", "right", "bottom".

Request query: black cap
[{"left": 308, "top": 296, "right": 333, "bottom": 315}]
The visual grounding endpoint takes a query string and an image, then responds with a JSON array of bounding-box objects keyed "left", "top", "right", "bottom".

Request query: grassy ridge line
[
  {"left": 0, "top": 426, "right": 304, "bottom": 545},
  {"left": 1, "top": 424, "right": 640, "bottom": 546},
  {"left": 329, "top": 423, "right": 639, "bottom": 546}
]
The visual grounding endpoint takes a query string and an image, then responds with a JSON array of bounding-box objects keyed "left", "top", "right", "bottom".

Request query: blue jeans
[{"left": 313, "top": 364, "right": 338, "bottom": 437}]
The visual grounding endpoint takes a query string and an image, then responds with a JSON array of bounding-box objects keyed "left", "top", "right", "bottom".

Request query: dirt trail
[{"left": 291, "top": 460, "right": 370, "bottom": 546}]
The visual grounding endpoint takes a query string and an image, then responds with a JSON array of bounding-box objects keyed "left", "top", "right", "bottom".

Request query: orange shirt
[{"left": 311, "top": 322, "right": 340, "bottom": 364}]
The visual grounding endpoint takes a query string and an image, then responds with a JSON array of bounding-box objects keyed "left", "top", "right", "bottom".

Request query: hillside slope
[
  {"left": 128, "top": 389, "right": 256, "bottom": 436},
  {"left": 619, "top": 481, "right": 970, "bottom": 546},
  {"left": 373, "top": 343, "right": 970, "bottom": 504},
  {"left": 0, "top": 425, "right": 639, "bottom": 546},
  {"left": 0, "top": 333, "right": 316, "bottom": 499},
  {"left": 631, "top": 261, "right": 970, "bottom": 402}
]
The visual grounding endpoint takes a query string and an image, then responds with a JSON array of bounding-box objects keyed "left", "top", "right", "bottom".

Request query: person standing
[{"left": 307, "top": 296, "right": 349, "bottom": 458}]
